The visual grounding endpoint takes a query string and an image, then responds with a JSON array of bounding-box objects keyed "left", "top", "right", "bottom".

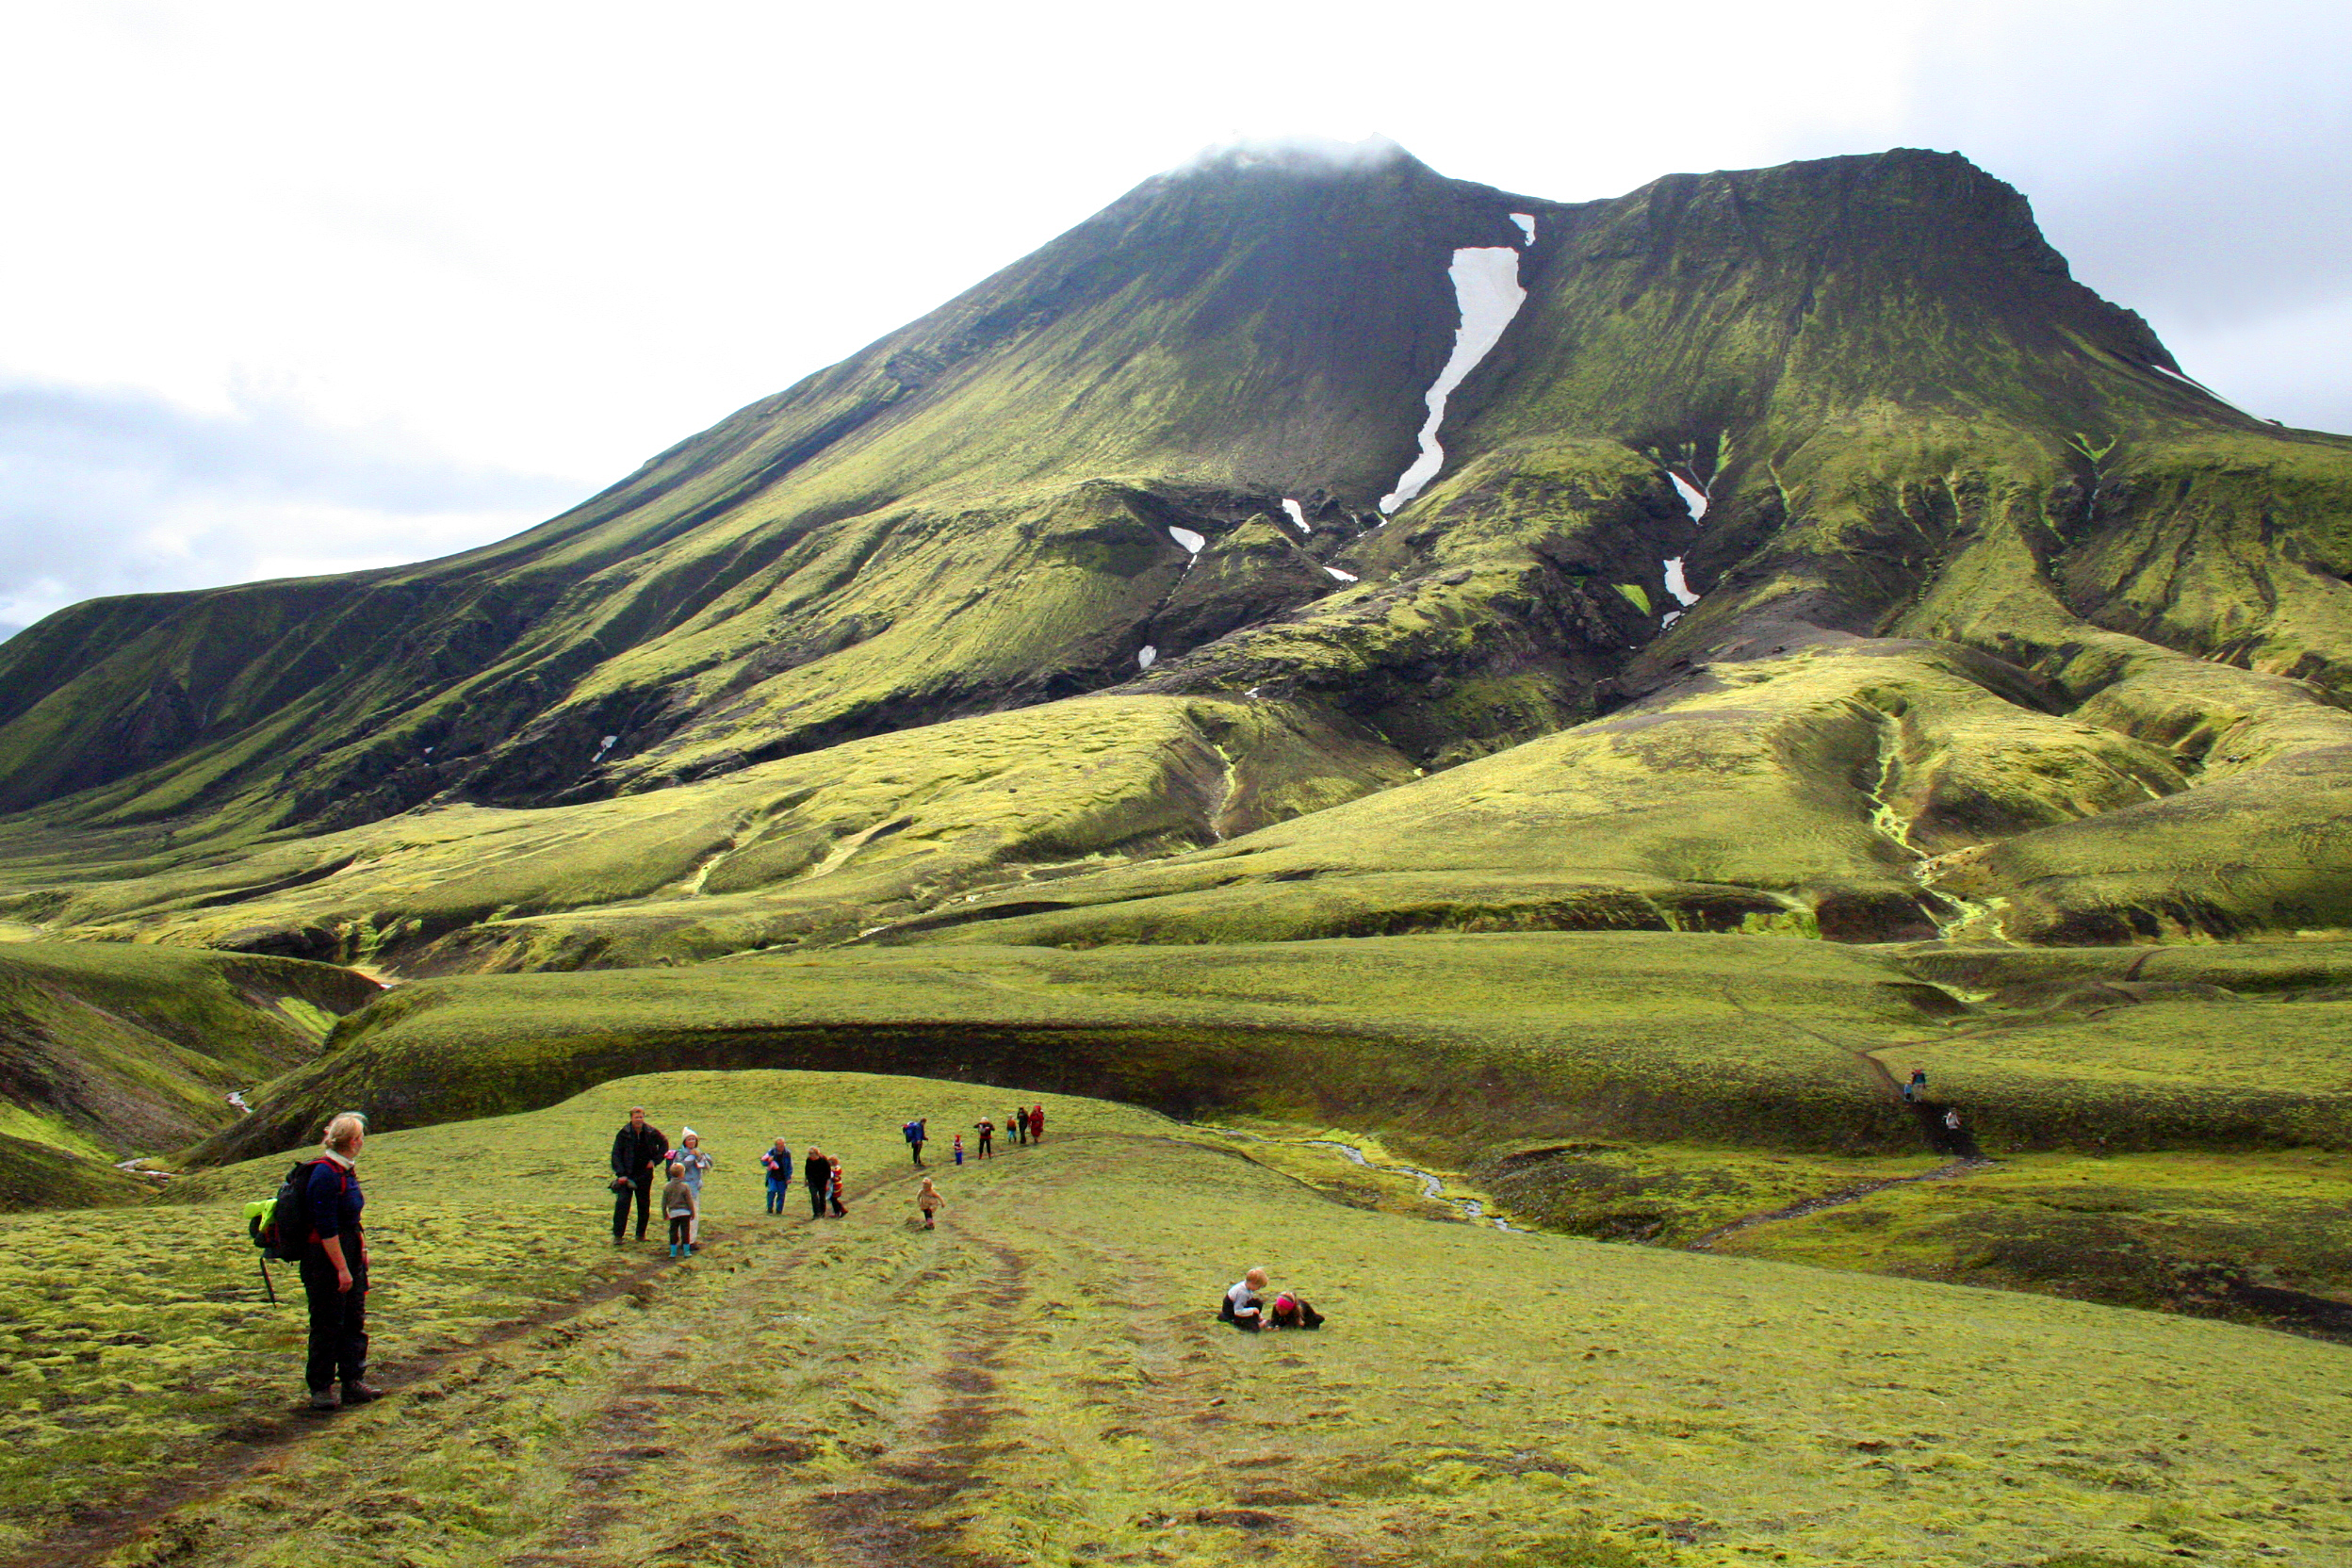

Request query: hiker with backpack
[
  {"left": 905, "top": 1118, "right": 928, "bottom": 1167},
  {"left": 610, "top": 1106, "right": 670, "bottom": 1245},
  {"left": 297, "top": 1113, "right": 380, "bottom": 1409}
]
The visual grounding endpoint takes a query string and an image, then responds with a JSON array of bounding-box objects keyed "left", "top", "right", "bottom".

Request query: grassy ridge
[
  {"left": 201, "top": 932, "right": 2352, "bottom": 1169},
  {"left": 8, "top": 1070, "right": 2349, "bottom": 1565}
]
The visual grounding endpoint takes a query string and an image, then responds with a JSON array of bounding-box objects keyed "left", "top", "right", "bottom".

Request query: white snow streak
[
  {"left": 1509, "top": 212, "right": 1536, "bottom": 244},
  {"left": 592, "top": 734, "right": 618, "bottom": 762},
  {"left": 2148, "top": 360, "right": 2256, "bottom": 418},
  {"left": 1667, "top": 472, "right": 1709, "bottom": 520},
  {"left": 1660, "top": 611, "right": 1683, "bottom": 629},
  {"left": 1380, "top": 246, "right": 1528, "bottom": 514},
  {"left": 1136, "top": 645, "right": 1157, "bottom": 670},
  {"left": 1325, "top": 566, "right": 1359, "bottom": 582},
  {"left": 1281, "top": 498, "right": 1310, "bottom": 533},
  {"left": 1662, "top": 558, "right": 1697, "bottom": 606},
  {"left": 1168, "top": 527, "right": 1205, "bottom": 555}
]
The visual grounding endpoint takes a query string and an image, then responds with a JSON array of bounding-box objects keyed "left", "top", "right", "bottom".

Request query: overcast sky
[{"left": 2, "top": 0, "right": 2345, "bottom": 640}]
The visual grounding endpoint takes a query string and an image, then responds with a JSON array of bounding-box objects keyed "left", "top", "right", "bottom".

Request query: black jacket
[
  {"left": 803, "top": 1152, "right": 829, "bottom": 1186},
  {"left": 611, "top": 1122, "right": 669, "bottom": 1183}
]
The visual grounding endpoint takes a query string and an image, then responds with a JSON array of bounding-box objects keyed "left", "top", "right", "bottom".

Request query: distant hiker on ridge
[
  {"left": 803, "top": 1146, "right": 830, "bottom": 1219},
  {"left": 610, "top": 1106, "right": 670, "bottom": 1245},
  {"left": 905, "top": 1117, "right": 928, "bottom": 1167},
  {"left": 760, "top": 1137, "right": 793, "bottom": 1215},
  {"left": 300, "top": 1112, "right": 381, "bottom": 1409}
]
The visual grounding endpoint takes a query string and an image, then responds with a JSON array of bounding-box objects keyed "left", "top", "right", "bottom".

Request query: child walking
[
  {"left": 827, "top": 1155, "right": 847, "bottom": 1217},
  {"left": 917, "top": 1177, "right": 944, "bottom": 1229},
  {"left": 674, "top": 1128, "right": 713, "bottom": 1247},
  {"left": 662, "top": 1162, "right": 697, "bottom": 1257},
  {"left": 953, "top": 1133, "right": 965, "bottom": 1167}
]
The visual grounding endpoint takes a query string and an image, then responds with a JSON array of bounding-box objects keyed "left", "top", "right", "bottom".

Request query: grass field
[{"left": 6, "top": 1070, "right": 2349, "bottom": 1566}]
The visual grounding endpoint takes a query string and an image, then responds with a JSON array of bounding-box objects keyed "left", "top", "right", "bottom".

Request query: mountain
[{"left": 2, "top": 141, "right": 2349, "bottom": 969}]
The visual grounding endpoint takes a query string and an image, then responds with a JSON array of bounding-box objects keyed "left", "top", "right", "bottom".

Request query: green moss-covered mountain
[{"left": 2, "top": 141, "right": 2349, "bottom": 964}]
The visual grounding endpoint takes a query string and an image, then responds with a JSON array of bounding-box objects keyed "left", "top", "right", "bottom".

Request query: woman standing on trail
[
  {"left": 301, "top": 1112, "right": 381, "bottom": 1409},
  {"left": 917, "top": 1177, "right": 944, "bottom": 1230},
  {"left": 974, "top": 1118, "right": 994, "bottom": 1158},
  {"left": 827, "top": 1155, "right": 848, "bottom": 1217},
  {"left": 1028, "top": 1104, "right": 1044, "bottom": 1144},
  {"left": 760, "top": 1137, "right": 792, "bottom": 1216},
  {"left": 1009, "top": 1106, "right": 1026, "bottom": 1146},
  {"left": 674, "top": 1129, "right": 713, "bottom": 1248}
]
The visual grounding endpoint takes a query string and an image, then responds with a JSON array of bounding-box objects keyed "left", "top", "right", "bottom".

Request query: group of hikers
[
  {"left": 273, "top": 1094, "right": 1314, "bottom": 1410},
  {"left": 896, "top": 1103, "right": 1045, "bottom": 1167},
  {"left": 607, "top": 1102, "right": 1055, "bottom": 1249}
]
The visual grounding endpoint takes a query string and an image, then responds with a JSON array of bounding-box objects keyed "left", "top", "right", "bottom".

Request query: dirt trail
[
  {"left": 17, "top": 1239, "right": 689, "bottom": 1568},
  {"left": 1685, "top": 1157, "right": 1992, "bottom": 1250}
]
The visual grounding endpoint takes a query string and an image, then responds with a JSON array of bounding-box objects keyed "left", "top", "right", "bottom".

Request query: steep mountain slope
[{"left": 2, "top": 142, "right": 2349, "bottom": 957}]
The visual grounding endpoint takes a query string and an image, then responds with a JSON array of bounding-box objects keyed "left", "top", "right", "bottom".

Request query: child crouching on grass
[
  {"left": 663, "top": 1162, "right": 697, "bottom": 1257},
  {"left": 917, "top": 1177, "right": 943, "bottom": 1229}
]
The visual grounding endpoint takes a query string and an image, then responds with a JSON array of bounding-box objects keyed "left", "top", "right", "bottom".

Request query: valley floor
[{"left": 7, "top": 1072, "right": 2349, "bottom": 1567}]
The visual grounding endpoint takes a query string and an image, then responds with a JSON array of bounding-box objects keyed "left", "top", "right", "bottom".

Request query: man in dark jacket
[
  {"left": 803, "top": 1146, "right": 830, "bottom": 1218},
  {"left": 610, "top": 1106, "right": 669, "bottom": 1243}
]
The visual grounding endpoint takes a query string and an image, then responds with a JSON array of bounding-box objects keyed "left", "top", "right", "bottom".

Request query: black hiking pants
[
  {"left": 300, "top": 1248, "right": 369, "bottom": 1391},
  {"left": 807, "top": 1178, "right": 827, "bottom": 1217},
  {"left": 613, "top": 1176, "right": 652, "bottom": 1239}
]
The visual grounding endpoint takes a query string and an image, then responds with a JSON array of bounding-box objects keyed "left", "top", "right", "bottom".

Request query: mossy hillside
[
  {"left": 0, "top": 148, "right": 1519, "bottom": 832},
  {"left": 193, "top": 933, "right": 1934, "bottom": 1167},
  {"left": 0, "top": 694, "right": 1413, "bottom": 972},
  {"left": 191, "top": 934, "right": 2352, "bottom": 1182},
  {"left": 19, "top": 1071, "right": 2352, "bottom": 1566},
  {"left": 1894, "top": 491, "right": 2352, "bottom": 941},
  {"left": 0, "top": 1128, "right": 151, "bottom": 1210},
  {"left": 0, "top": 942, "right": 376, "bottom": 1167},
  {"left": 912, "top": 635, "right": 2213, "bottom": 946},
  {"left": 1715, "top": 1148, "right": 2352, "bottom": 1330},
  {"left": 1139, "top": 436, "right": 1698, "bottom": 767}
]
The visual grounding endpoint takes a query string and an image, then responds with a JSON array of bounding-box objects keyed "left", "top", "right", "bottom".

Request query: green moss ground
[
  {"left": 1715, "top": 1149, "right": 2352, "bottom": 1324},
  {"left": 9, "top": 1070, "right": 2348, "bottom": 1566}
]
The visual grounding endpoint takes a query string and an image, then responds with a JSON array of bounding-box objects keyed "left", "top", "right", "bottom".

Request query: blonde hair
[{"left": 322, "top": 1112, "right": 367, "bottom": 1154}]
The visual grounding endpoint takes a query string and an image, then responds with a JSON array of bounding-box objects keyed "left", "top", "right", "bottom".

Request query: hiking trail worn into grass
[{"left": 12, "top": 1070, "right": 2352, "bottom": 1567}]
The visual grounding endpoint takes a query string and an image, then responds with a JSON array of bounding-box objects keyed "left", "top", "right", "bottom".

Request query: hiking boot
[
  {"left": 309, "top": 1387, "right": 340, "bottom": 1411},
  {"left": 341, "top": 1380, "right": 384, "bottom": 1405}
]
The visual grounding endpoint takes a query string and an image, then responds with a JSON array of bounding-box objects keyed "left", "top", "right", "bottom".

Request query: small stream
[{"left": 1191, "top": 1124, "right": 1527, "bottom": 1233}]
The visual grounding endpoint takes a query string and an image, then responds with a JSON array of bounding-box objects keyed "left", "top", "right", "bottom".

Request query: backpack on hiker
[{"left": 244, "top": 1156, "right": 343, "bottom": 1301}]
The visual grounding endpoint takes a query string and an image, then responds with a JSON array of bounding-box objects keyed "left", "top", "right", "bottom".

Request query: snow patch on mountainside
[
  {"left": 1668, "top": 472, "right": 1709, "bottom": 521},
  {"left": 1281, "top": 499, "right": 1310, "bottom": 533},
  {"left": 1509, "top": 212, "right": 1536, "bottom": 244},
  {"left": 1326, "top": 566, "right": 1359, "bottom": 582},
  {"left": 1168, "top": 527, "right": 1205, "bottom": 555},
  {"left": 1136, "top": 645, "right": 1157, "bottom": 670},
  {"left": 1380, "top": 247, "right": 1527, "bottom": 514},
  {"left": 1662, "top": 558, "right": 1698, "bottom": 606}
]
